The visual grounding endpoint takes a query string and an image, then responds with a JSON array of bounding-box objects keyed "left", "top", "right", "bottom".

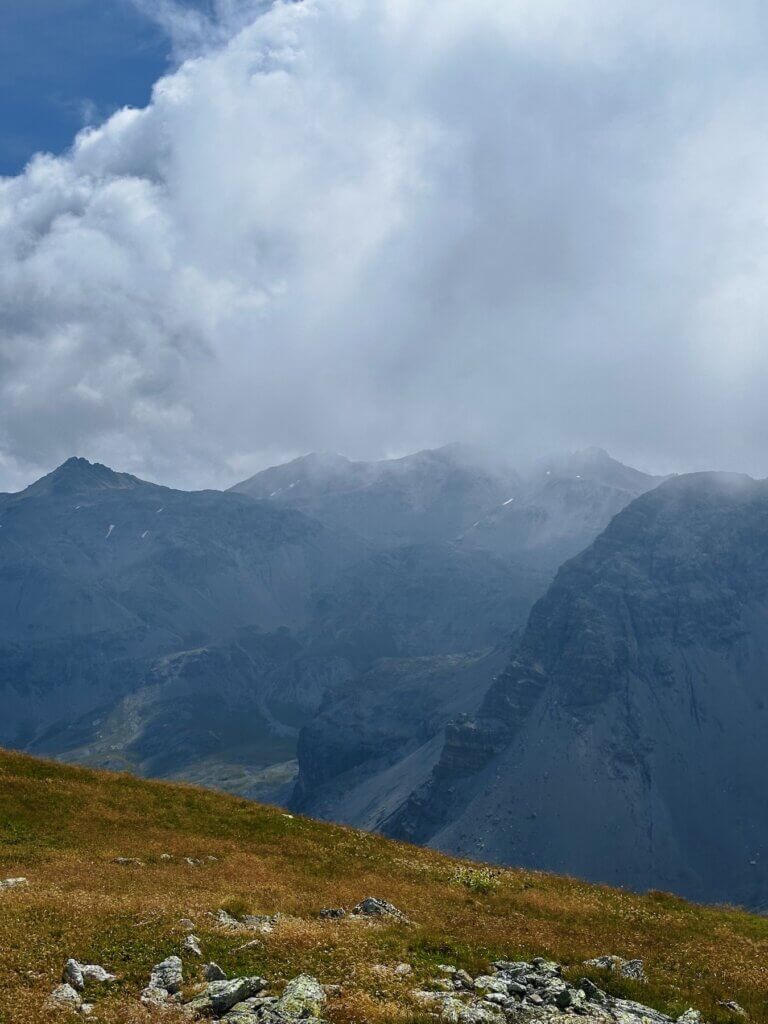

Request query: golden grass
[{"left": 0, "top": 749, "right": 765, "bottom": 1024}]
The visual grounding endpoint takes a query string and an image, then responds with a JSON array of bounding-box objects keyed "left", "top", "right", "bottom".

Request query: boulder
[
  {"left": 148, "top": 954, "right": 184, "bottom": 994},
  {"left": 62, "top": 959, "right": 116, "bottom": 991},
  {"left": 205, "top": 963, "right": 228, "bottom": 981},
  {"left": 185, "top": 976, "right": 267, "bottom": 1017},
  {"left": 277, "top": 974, "right": 327, "bottom": 1017},
  {"left": 48, "top": 984, "right": 82, "bottom": 1010},
  {"left": 351, "top": 897, "right": 408, "bottom": 921}
]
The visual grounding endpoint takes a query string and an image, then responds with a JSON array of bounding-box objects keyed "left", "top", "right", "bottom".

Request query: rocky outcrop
[{"left": 416, "top": 957, "right": 706, "bottom": 1024}]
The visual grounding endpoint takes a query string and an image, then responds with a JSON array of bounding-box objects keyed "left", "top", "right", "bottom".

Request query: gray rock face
[
  {"left": 185, "top": 976, "right": 267, "bottom": 1016},
  {"left": 62, "top": 959, "right": 116, "bottom": 991},
  {"left": 276, "top": 974, "right": 326, "bottom": 1017},
  {"left": 148, "top": 954, "right": 184, "bottom": 995},
  {"left": 386, "top": 473, "right": 768, "bottom": 908},
  {"left": 48, "top": 983, "right": 82, "bottom": 1009}
]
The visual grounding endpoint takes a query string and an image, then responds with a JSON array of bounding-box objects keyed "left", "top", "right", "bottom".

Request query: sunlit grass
[{"left": 0, "top": 749, "right": 764, "bottom": 1023}]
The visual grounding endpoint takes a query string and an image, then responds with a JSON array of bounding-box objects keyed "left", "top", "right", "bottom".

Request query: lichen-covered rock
[
  {"left": 584, "top": 956, "right": 646, "bottom": 983},
  {"left": 474, "top": 976, "right": 509, "bottom": 995},
  {"left": 62, "top": 959, "right": 116, "bottom": 991},
  {"left": 351, "top": 897, "right": 408, "bottom": 921},
  {"left": 185, "top": 976, "right": 267, "bottom": 1017},
  {"left": 62, "top": 960, "right": 85, "bottom": 991},
  {"left": 718, "top": 1001, "right": 747, "bottom": 1017},
  {"left": 148, "top": 954, "right": 184, "bottom": 994},
  {"left": 48, "top": 983, "right": 82, "bottom": 1010},
  {"left": 277, "top": 974, "right": 327, "bottom": 1017},
  {"left": 184, "top": 934, "right": 203, "bottom": 957}
]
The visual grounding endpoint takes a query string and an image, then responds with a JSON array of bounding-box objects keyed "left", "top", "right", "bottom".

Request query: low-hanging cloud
[{"left": 2, "top": 0, "right": 768, "bottom": 490}]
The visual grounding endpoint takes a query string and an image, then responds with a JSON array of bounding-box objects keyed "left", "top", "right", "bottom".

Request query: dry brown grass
[{"left": 0, "top": 749, "right": 765, "bottom": 1024}]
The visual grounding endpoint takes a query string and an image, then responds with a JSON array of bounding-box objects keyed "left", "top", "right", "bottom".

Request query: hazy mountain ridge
[{"left": 1, "top": 447, "right": 659, "bottom": 823}]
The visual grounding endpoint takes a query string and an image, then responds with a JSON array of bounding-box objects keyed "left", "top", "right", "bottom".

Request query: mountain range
[{"left": 4, "top": 445, "right": 766, "bottom": 907}]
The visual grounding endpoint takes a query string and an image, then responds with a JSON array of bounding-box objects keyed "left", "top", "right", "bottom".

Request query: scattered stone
[
  {"left": 185, "top": 976, "right": 266, "bottom": 1016},
  {"left": 351, "top": 896, "right": 408, "bottom": 921},
  {"left": 113, "top": 857, "right": 144, "bottom": 867},
  {"left": 147, "top": 954, "right": 183, "bottom": 995},
  {"left": 62, "top": 960, "right": 84, "bottom": 991},
  {"left": 0, "top": 877, "right": 28, "bottom": 890},
  {"left": 209, "top": 908, "right": 276, "bottom": 933},
  {"left": 184, "top": 934, "right": 203, "bottom": 957},
  {"left": 80, "top": 1003, "right": 95, "bottom": 1017},
  {"left": 179, "top": 917, "right": 196, "bottom": 931},
  {"left": 212, "top": 908, "right": 244, "bottom": 929},
  {"left": 621, "top": 959, "right": 647, "bottom": 982},
  {"left": 319, "top": 907, "right": 347, "bottom": 919},
  {"left": 62, "top": 959, "right": 117, "bottom": 991},
  {"left": 205, "top": 963, "right": 228, "bottom": 982},
  {"left": 394, "top": 963, "right": 413, "bottom": 977},
  {"left": 242, "top": 913, "right": 278, "bottom": 933},
  {"left": 584, "top": 954, "right": 646, "bottom": 983},
  {"left": 584, "top": 955, "right": 624, "bottom": 971},
  {"left": 718, "top": 1001, "right": 747, "bottom": 1017},
  {"left": 474, "top": 976, "right": 509, "bottom": 995},
  {"left": 141, "top": 986, "right": 171, "bottom": 1008},
  {"left": 277, "top": 974, "right": 327, "bottom": 1017},
  {"left": 161, "top": 853, "right": 173, "bottom": 861},
  {"left": 48, "top": 983, "right": 82, "bottom": 1010},
  {"left": 677, "top": 1012, "right": 702, "bottom": 1024}
]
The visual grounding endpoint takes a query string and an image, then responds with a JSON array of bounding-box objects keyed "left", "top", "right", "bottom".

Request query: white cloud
[{"left": 2, "top": 0, "right": 768, "bottom": 489}]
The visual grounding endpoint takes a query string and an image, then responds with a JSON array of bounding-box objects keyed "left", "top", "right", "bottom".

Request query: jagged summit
[{"left": 18, "top": 457, "right": 147, "bottom": 499}]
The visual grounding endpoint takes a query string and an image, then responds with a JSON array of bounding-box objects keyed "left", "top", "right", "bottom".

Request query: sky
[{"left": 2, "top": 0, "right": 768, "bottom": 491}]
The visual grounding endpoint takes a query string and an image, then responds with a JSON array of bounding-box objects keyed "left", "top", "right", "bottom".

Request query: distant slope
[
  {"left": 0, "top": 748, "right": 766, "bottom": 1024},
  {"left": 385, "top": 473, "right": 768, "bottom": 909}
]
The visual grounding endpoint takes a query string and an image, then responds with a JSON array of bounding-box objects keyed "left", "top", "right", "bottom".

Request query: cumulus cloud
[{"left": 2, "top": 0, "right": 768, "bottom": 490}]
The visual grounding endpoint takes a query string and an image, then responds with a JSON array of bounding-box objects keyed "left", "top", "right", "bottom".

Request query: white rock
[
  {"left": 183, "top": 934, "right": 203, "bottom": 957},
  {"left": 148, "top": 954, "right": 183, "bottom": 994},
  {"left": 0, "top": 877, "right": 28, "bottom": 890},
  {"left": 48, "top": 983, "right": 82, "bottom": 1009}
]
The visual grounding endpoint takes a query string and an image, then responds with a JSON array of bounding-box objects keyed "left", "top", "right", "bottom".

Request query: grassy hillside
[{"left": 0, "top": 749, "right": 766, "bottom": 1024}]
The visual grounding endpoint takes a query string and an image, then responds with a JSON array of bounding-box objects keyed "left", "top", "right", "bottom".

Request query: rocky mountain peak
[{"left": 19, "top": 457, "right": 146, "bottom": 499}]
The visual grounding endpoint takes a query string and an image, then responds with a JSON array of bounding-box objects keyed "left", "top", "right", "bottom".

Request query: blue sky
[{"left": 0, "top": 0, "right": 202, "bottom": 175}]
